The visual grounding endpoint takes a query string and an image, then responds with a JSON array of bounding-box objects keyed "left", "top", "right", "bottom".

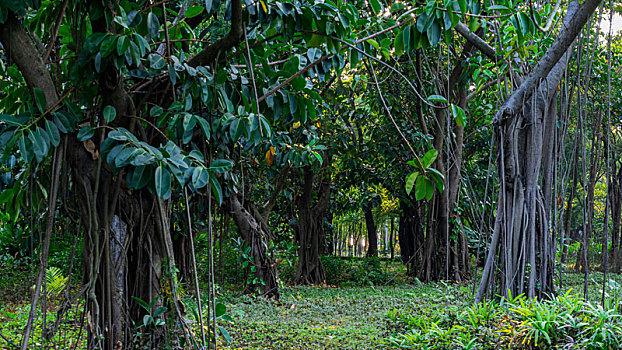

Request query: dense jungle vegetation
[{"left": 2, "top": 0, "right": 622, "bottom": 349}]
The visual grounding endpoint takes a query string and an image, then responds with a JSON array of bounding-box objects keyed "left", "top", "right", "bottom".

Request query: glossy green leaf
[
  {"left": 414, "top": 176, "right": 426, "bottom": 201},
  {"left": 451, "top": 104, "right": 466, "bottom": 126},
  {"left": 18, "top": 133, "right": 31, "bottom": 163},
  {"left": 427, "top": 21, "right": 441, "bottom": 47},
  {"left": 209, "top": 174, "right": 223, "bottom": 205},
  {"left": 369, "top": 0, "right": 382, "bottom": 14},
  {"left": 147, "top": 12, "right": 160, "bottom": 38},
  {"left": 77, "top": 126, "right": 94, "bottom": 141},
  {"left": 191, "top": 166, "right": 209, "bottom": 189},
  {"left": 210, "top": 159, "right": 233, "bottom": 173},
  {"left": 215, "top": 303, "right": 227, "bottom": 317},
  {"left": 45, "top": 120, "right": 60, "bottom": 147},
  {"left": 421, "top": 149, "right": 438, "bottom": 168},
  {"left": 186, "top": 5, "right": 204, "bottom": 18},
  {"left": 427, "top": 95, "right": 448, "bottom": 103},
  {"left": 103, "top": 105, "right": 117, "bottom": 123},
  {"left": 394, "top": 29, "right": 405, "bottom": 56},
  {"left": 155, "top": 165, "right": 171, "bottom": 199},
  {"left": 428, "top": 168, "right": 445, "bottom": 192},
  {"left": 405, "top": 171, "right": 419, "bottom": 195},
  {"left": 34, "top": 88, "right": 46, "bottom": 113}
]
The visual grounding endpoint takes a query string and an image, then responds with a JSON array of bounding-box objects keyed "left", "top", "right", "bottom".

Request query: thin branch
[
  {"left": 188, "top": 0, "right": 243, "bottom": 68},
  {"left": 42, "top": 0, "right": 69, "bottom": 63}
]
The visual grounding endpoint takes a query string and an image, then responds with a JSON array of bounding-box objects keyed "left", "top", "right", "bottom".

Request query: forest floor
[
  {"left": 219, "top": 271, "right": 622, "bottom": 350},
  {"left": 2, "top": 258, "right": 622, "bottom": 349},
  {"left": 219, "top": 283, "right": 468, "bottom": 349}
]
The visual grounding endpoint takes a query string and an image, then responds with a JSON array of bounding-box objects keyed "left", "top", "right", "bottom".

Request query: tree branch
[
  {"left": 454, "top": 22, "right": 497, "bottom": 62},
  {"left": 262, "top": 164, "right": 292, "bottom": 219},
  {"left": 0, "top": 15, "right": 58, "bottom": 107},
  {"left": 494, "top": 0, "right": 600, "bottom": 124},
  {"left": 188, "top": 0, "right": 243, "bottom": 68}
]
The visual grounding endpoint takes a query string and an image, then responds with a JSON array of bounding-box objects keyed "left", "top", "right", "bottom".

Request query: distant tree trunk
[
  {"left": 364, "top": 204, "right": 378, "bottom": 257},
  {"left": 575, "top": 111, "right": 603, "bottom": 272},
  {"left": 390, "top": 217, "right": 395, "bottom": 259},
  {"left": 562, "top": 138, "right": 581, "bottom": 265},
  {"left": 294, "top": 160, "right": 332, "bottom": 284},
  {"left": 611, "top": 161, "right": 622, "bottom": 271}
]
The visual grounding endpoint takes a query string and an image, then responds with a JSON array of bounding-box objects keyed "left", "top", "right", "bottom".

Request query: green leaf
[
  {"left": 405, "top": 171, "right": 419, "bottom": 195},
  {"left": 155, "top": 165, "right": 172, "bottom": 199},
  {"left": 458, "top": 0, "right": 467, "bottom": 15},
  {"left": 29, "top": 129, "right": 45, "bottom": 162},
  {"left": 34, "top": 88, "right": 46, "bottom": 113},
  {"left": 116, "top": 36, "right": 129, "bottom": 56},
  {"left": 421, "top": 149, "right": 438, "bottom": 168},
  {"left": 414, "top": 176, "right": 426, "bottom": 201},
  {"left": 259, "top": 116, "right": 271, "bottom": 138},
  {"left": 150, "top": 106, "right": 163, "bottom": 117},
  {"left": 427, "top": 95, "right": 448, "bottom": 103},
  {"left": 45, "top": 120, "right": 60, "bottom": 147},
  {"left": 209, "top": 174, "right": 223, "bottom": 205},
  {"left": 132, "top": 296, "right": 150, "bottom": 311},
  {"left": 191, "top": 167, "right": 209, "bottom": 189},
  {"left": 218, "top": 326, "right": 232, "bottom": 344},
  {"left": 147, "top": 12, "right": 160, "bottom": 38},
  {"left": 18, "top": 133, "right": 31, "bottom": 163},
  {"left": 210, "top": 159, "right": 233, "bottom": 173},
  {"left": 488, "top": 5, "right": 511, "bottom": 12},
  {"left": 394, "top": 29, "right": 405, "bottom": 56},
  {"left": 77, "top": 126, "right": 94, "bottom": 141},
  {"left": 149, "top": 53, "right": 166, "bottom": 70},
  {"left": 427, "top": 21, "right": 441, "bottom": 47},
  {"left": 451, "top": 104, "right": 466, "bottom": 126},
  {"left": 195, "top": 116, "right": 211, "bottom": 140},
  {"left": 153, "top": 306, "right": 167, "bottom": 317},
  {"left": 103, "top": 105, "right": 117, "bottom": 123},
  {"left": 185, "top": 5, "right": 204, "bottom": 18},
  {"left": 369, "top": 0, "right": 382, "bottom": 14},
  {"left": 425, "top": 178, "right": 434, "bottom": 201},
  {"left": 215, "top": 303, "right": 227, "bottom": 317},
  {"left": 428, "top": 168, "right": 445, "bottom": 192}
]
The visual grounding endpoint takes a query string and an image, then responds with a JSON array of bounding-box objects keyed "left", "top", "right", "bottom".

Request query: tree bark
[
  {"left": 364, "top": 204, "right": 378, "bottom": 257},
  {"left": 226, "top": 193, "right": 279, "bottom": 298},
  {"left": 477, "top": 0, "right": 590, "bottom": 302},
  {"left": 294, "top": 162, "right": 332, "bottom": 284}
]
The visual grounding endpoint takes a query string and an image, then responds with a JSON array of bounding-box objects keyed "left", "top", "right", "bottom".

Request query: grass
[
  {"left": 3, "top": 256, "right": 622, "bottom": 350},
  {"left": 218, "top": 281, "right": 474, "bottom": 349},
  {"left": 222, "top": 285, "right": 408, "bottom": 349}
]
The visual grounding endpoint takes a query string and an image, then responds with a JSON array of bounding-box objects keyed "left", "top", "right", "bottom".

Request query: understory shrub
[{"left": 386, "top": 289, "right": 622, "bottom": 349}]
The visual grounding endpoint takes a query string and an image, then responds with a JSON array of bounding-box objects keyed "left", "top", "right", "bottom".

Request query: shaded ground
[{"left": 219, "top": 283, "right": 474, "bottom": 349}]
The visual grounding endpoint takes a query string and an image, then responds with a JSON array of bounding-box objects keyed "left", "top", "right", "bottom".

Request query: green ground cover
[{"left": 3, "top": 258, "right": 622, "bottom": 350}]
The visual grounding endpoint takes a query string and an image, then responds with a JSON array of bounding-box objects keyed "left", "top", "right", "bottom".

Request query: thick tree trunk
[
  {"left": 294, "top": 164, "right": 331, "bottom": 284},
  {"left": 398, "top": 199, "right": 424, "bottom": 274},
  {"left": 477, "top": 1, "right": 588, "bottom": 302},
  {"left": 226, "top": 193, "right": 279, "bottom": 298},
  {"left": 70, "top": 140, "right": 177, "bottom": 348},
  {"left": 364, "top": 204, "right": 378, "bottom": 257}
]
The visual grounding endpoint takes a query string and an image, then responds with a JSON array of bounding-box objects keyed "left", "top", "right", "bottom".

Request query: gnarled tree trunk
[
  {"left": 226, "top": 192, "right": 279, "bottom": 298},
  {"left": 476, "top": 0, "right": 599, "bottom": 302},
  {"left": 294, "top": 161, "right": 332, "bottom": 285}
]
